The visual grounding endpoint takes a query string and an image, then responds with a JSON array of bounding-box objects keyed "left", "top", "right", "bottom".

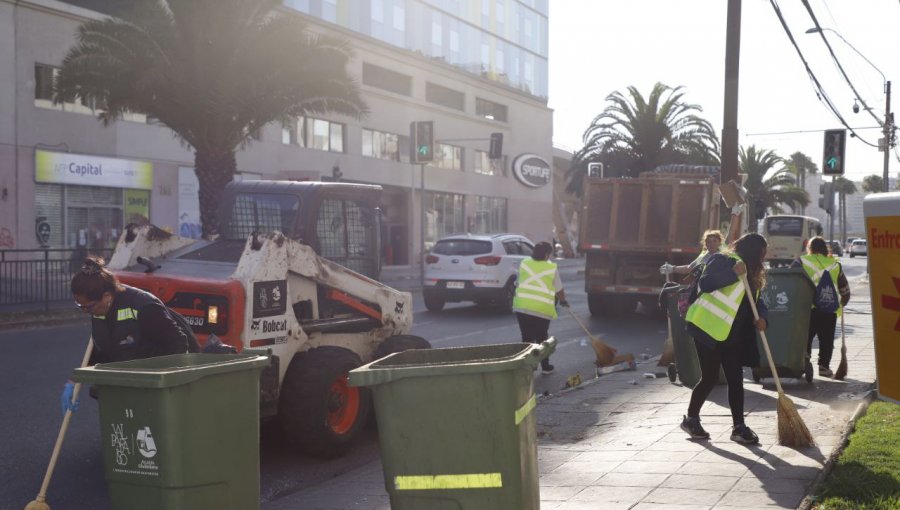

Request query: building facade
[{"left": 0, "top": 0, "right": 553, "bottom": 271}]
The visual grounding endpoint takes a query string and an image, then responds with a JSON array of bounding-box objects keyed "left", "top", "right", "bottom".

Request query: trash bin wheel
[
  {"left": 752, "top": 368, "right": 761, "bottom": 383},
  {"left": 667, "top": 363, "right": 677, "bottom": 383},
  {"left": 280, "top": 346, "right": 370, "bottom": 458},
  {"left": 423, "top": 291, "right": 445, "bottom": 312},
  {"left": 804, "top": 359, "right": 814, "bottom": 383},
  {"left": 373, "top": 335, "right": 432, "bottom": 360}
]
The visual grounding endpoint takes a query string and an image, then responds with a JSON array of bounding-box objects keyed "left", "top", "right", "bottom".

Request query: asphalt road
[{"left": 0, "top": 256, "right": 869, "bottom": 509}]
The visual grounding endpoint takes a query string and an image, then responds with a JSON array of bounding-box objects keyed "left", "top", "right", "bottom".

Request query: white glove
[
  {"left": 659, "top": 263, "right": 675, "bottom": 275},
  {"left": 731, "top": 203, "right": 745, "bottom": 216}
]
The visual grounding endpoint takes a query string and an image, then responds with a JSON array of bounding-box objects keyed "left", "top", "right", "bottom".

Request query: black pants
[
  {"left": 516, "top": 312, "right": 552, "bottom": 369},
  {"left": 807, "top": 308, "right": 837, "bottom": 368},
  {"left": 687, "top": 330, "right": 746, "bottom": 426}
]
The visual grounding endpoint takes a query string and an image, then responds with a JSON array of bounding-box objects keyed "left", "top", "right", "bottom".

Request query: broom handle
[
  {"left": 738, "top": 274, "right": 785, "bottom": 395},
  {"left": 35, "top": 337, "right": 93, "bottom": 501},
  {"left": 566, "top": 307, "right": 598, "bottom": 342},
  {"left": 841, "top": 313, "right": 845, "bottom": 348}
]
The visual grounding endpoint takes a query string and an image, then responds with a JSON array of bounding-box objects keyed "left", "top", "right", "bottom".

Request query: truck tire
[
  {"left": 587, "top": 293, "right": 605, "bottom": 316},
  {"left": 373, "top": 335, "right": 432, "bottom": 360},
  {"left": 280, "top": 346, "right": 370, "bottom": 458},
  {"left": 423, "top": 291, "right": 445, "bottom": 312}
]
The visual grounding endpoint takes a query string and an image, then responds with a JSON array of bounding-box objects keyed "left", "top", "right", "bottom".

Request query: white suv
[
  {"left": 423, "top": 233, "right": 535, "bottom": 312},
  {"left": 849, "top": 239, "right": 867, "bottom": 257}
]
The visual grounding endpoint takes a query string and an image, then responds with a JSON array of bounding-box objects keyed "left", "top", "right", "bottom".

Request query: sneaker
[
  {"left": 731, "top": 424, "right": 759, "bottom": 445},
  {"left": 541, "top": 363, "right": 555, "bottom": 374},
  {"left": 819, "top": 366, "right": 834, "bottom": 377},
  {"left": 680, "top": 415, "right": 710, "bottom": 440}
]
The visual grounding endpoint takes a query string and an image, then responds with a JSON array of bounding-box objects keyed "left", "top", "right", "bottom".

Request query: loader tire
[
  {"left": 280, "top": 346, "right": 370, "bottom": 459},
  {"left": 373, "top": 335, "right": 432, "bottom": 361}
]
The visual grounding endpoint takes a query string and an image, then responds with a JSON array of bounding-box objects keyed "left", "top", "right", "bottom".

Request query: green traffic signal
[{"left": 822, "top": 129, "right": 846, "bottom": 175}]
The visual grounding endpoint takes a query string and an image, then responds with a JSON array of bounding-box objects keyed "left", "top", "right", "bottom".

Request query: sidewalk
[{"left": 264, "top": 279, "right": 877, "bottom": 510}]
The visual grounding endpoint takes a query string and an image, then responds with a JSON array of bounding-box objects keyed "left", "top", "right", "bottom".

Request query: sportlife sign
[{"left": 512, "top": 154, "right": 551, "bottom": 188}]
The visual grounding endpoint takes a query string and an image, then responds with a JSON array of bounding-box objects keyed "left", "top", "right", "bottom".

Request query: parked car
[
  {"left": 827, "top": 240, "right": 844, "bottom": 257},
  {"left": 423, "top": 233, "right": 534, "bottom": 312},
  {"left": 849, "top": 239, "right": 867, "bottom": 258},
  {"left": 845, "top": 237, "right": 858, "bottom": 251}
]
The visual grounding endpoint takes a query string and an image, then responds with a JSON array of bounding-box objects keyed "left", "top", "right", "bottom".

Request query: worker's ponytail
[{"left": 71, "top": 256, "right": 122, "bottom": 300}]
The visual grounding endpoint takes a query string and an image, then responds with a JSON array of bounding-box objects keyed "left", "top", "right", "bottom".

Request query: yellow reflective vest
[
  {"left": 512, "top": 258, "right": 558, "bottom": 319},
  {"left": 685, "top": 253, "right": 746, "bottom": 342},
  {"left": 800, "top": 254, "right": 843, "bottom": 317}
]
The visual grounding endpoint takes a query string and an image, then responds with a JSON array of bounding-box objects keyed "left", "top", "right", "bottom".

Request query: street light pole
[{"left": 883, "top": 81, "right": 892, "bottom": 192}]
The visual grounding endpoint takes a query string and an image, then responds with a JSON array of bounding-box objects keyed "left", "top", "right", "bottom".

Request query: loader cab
[{"left": 220, "top": 180, "right": 383, "bottom": 279}]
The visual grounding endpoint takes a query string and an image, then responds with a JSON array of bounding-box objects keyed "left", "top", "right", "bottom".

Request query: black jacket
[
  {"left": 688, "top": 253, "right": 768, "bottom": 367},
  {"left": 89, "top": 285, "right": 196, "bottom": 364}
]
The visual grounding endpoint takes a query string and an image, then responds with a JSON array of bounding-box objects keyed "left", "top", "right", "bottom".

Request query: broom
[
  {"left": 739, "top": 274, "right": 815, "bottom": 448},
  {"left": 564, "top": 307, "right": 617, "bottom": 366},
  {"left": 26, "top": 337, "right": 93, "bottom": 510},
  {"left": 658, "top": 269, "right": 676, "bottom": 366},
  {"left": 834, "top": 312, "right": 848, "bottom": 380}
]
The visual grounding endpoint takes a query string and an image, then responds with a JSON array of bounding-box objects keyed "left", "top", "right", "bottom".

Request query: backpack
[{"left": 812, "top": 270, "right": 840, "bottom": 313}]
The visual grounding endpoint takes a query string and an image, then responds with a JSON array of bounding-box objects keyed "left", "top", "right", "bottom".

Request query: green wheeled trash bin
[
  {"left": 663, "top": 285, "right": 725, "bottom": 387},
  {"left": 753, "top": 267, "right": 816, "bottom": 383},
  {"left": 349, "top": 338, "right": 555, "bottom": 510},
  {"left": 72, "top": 353, "right": 269, "bottom": 510}
]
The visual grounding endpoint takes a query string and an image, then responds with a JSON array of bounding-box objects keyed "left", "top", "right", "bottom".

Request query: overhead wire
[
  {"left": 801, "top": 0, "right": 884, "bottom": 128},
  {"left": 766, "top": 0, "right": 878, "bottom": 147}
]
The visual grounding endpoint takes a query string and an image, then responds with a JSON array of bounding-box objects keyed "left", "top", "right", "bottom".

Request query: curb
[
  {"left": 796, "top": 386, "right": 877, "bottom": 510},
  {"left": 0, "top": 310, "right": 86, "bottom": 331}
]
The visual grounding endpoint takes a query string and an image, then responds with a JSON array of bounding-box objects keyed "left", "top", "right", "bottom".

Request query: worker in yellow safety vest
[
  {"left": 791, "top": 237, "right": 851, "bottom": 378},
  {"left": 513, "top": 241, "right": 567, "bottom": 374},
  {"left": 680, "top": 233, "right": 769, "bottom": 445}
]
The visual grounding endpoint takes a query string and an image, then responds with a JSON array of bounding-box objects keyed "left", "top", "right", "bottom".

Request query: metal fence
[{"left": 0, "top": 248, "right": 115, "bottom": 310}]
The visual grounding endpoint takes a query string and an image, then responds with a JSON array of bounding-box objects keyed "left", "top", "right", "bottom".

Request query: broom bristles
[
  {"left": 591, "top": 338, "right": 617, "bottom": 366},
  {"left": 834, "top": 345, "right": 848, "bottom": 381},
  {"left": 658, "top": 336, "right": 675, "bottom": 367},
  {"left": 776, "top": 392, "right": 815, "bottom": 448}
]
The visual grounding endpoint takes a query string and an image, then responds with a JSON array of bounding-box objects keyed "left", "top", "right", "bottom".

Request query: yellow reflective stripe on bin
[
  {"left": 394, "top": 473, "right": 503, "bottom": 490},
  {"left": 515, "top": 394, "right": 537, "bottom": 425}
]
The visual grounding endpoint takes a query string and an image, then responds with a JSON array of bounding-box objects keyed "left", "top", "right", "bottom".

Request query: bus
[{"left": 763, "top": 215, "right": 824, "bottom": 267}]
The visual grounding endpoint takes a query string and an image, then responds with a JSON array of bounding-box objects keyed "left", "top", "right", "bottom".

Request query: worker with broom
[
  {"left": 681, "top": 233, "right": 769, "bottom": 444},
  {"left": 62, "top": 256, "right": 199, "bottom": 413},
  {"left": 513, "top": 241, "right": 568, "bottom": 374},
  {"left": 791, "top": 237, "right": 851, "bottom": 378}
]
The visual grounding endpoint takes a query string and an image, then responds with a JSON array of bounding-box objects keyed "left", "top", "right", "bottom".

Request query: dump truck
[
  {"left": 106, "top": 180, "right": 424, "bottom": 458},
  {"left": 579, "top": 167, "right": 721, "bottom": 316}
]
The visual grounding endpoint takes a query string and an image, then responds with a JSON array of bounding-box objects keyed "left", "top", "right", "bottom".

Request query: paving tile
[
  {"left": 676, "top": 462, "right": 750, "bottom": 478},
  {"left": 571, "top": 450, "right": 638, "bottom": 462},
  {"left": 596, "top": 472, "right": 671, "bottom": 487},
  {"left": 643, "top": 487, "right": 726, "bottom": 506},
  {"left": 616, "top": 460, "right": 686, "bottom": 474},
  {"left": 632, "top": 503, "right": 714, "bottom": 510},
  {"left": 556, "top": 500, "right": 633, "bottom": 510},
  {"left": 714, "top": 489, "right": 805, "bottom": 508},
  {"left": 551, "top": 460, "right": 623, "bottom": 475},
  {"left": 662, "top": 474, "right": 740, "bottom": 491},
  {"left": 570, "top": 484, "right": 653, "bottom": 503},
  {"left": 632, "top": 449, "right": 702, "bottom": 462},
  {"left": 540, "top": 484, "right": 588, "bottom": 501},
  {"left": 747, "top": 463, "right": 819, "bottom": 480},
  {"left": 732, "top": 476, "right": 813, "bottom": 494},
  {"left": 541, "top": 471, "right": 604, "bottom": 487}
]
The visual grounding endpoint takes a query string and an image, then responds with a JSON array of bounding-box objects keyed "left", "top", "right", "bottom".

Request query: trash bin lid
[
  {"left": 72, "top": 353, "right": 269, "bottom": 388},
  {"left": 349, "top": 338, "right": 555, "bottom": 387}
]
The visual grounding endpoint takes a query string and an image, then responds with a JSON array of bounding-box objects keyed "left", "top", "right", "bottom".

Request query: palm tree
[
  {"left": 832, "top": 176, "right": 857, "bottom": 245},
  {"left": 782, "top": 152, "right": 818, "bottom": 214},
  {"left": 54, "top": 0, "right": 366, "bottom": 238},
  {"left": 862, "top": 174, "right": 885, "bottom": 194},
  {"left": 565, "top": 82, "right": 720, "bottom": 196},
  {"left": 739, "top": 145, "right": 809, "bottom": 231}
]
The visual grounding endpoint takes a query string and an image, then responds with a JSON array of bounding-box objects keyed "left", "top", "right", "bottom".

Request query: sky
[{"left": 548, "top": 0, "right": 900, "bottom": 184}]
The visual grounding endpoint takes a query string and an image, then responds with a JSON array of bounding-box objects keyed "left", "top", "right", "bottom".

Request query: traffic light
[
  {"left": 822, "top": 129, "right": 846, "bottom": 175},
  {"left": 412, "top": 121, "right": 434, "bottom": 163},
  {"left": 818, "top": 182, "right": 834, "bottom": 214},
  {"left": 587, "top": 162, "right": 604, "bottom": 178},
  {"left": 489, "top": 132, "right": 503, "bottom": 159}
]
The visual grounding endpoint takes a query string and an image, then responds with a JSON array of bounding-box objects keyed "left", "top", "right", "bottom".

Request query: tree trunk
[{"left": 195, "top": 150, "right": 237, "bottom": 238}]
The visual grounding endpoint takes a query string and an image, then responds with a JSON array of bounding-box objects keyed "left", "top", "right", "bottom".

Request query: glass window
[
  {"left": 502, "top": 240, "right": 520, "bottom": 255},
  {"left": 330, "top": 123, "right": 343, "bottom": 153},
  {"left": 316, "top": 198, "right": 377, "bottom": 277},
  {"left": 474, "top": 150, "right": 506, "bottom": 176},
  {"left": 34, "top": 64, "right": 55, "bottom": 102},
  {"left": 472, "top": 196, "right": 507, "bottom": 234},
  {"left": 424, "top": 191, "right": 465, "bottom": 250},
  {"left": 433, "top": 239, "right": 492, "bottom": 256},
  {"left": 299, "top": 117, "right": 344, "bottom": 153},
  {"left": 432, "top": 143, "right": 462, "bottom": 170},
  {"left": 362, "top": 128, "right": 400, "bottom": 161},
  {"left": 393, "top": 4, "right": 405, "bottom": 31},
  {"left": 476, "top": 97, "right": 508, "bottom": 122},
  {"left": 372, "top": 0, "right": 384, "bottom": 22},
  {"left": 519, "top": 241, "right": 533, "bottom": 256}
]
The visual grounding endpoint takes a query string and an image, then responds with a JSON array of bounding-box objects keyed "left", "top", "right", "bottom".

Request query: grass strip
[{"left": 814, "top": 401, "right": 900, "bottom": 510}]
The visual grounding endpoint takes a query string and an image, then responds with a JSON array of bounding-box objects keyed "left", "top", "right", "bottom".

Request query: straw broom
[
  {"left": 739, "top": 274, "right": 815, "bottom": 448},
  {"left": 834, "top": 312, "right": 848, "bottom": 380},
  {"left": 25, "top": 337, "right": 93, "bottom": 510},
  {"left": 564, "top": 307, "right": 617, "bottom": 366}
]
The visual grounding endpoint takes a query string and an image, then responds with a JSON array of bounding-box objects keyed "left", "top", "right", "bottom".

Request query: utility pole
[
  {"left": 721, "top": 0, "right": 742, "bottom": 188},
  {"left": 420, "top": 163, "right": 425, "bottom": 285},
  {"left": 883, "top": 80, "right": 892, "bottom": 192},
  {"left": 829, "top": 175, "right": 835, "bottom": 242}
]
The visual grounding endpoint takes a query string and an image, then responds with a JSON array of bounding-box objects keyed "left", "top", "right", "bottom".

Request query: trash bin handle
[{"left": 527, "top": 337, "right": 557, "bottom": 368}]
